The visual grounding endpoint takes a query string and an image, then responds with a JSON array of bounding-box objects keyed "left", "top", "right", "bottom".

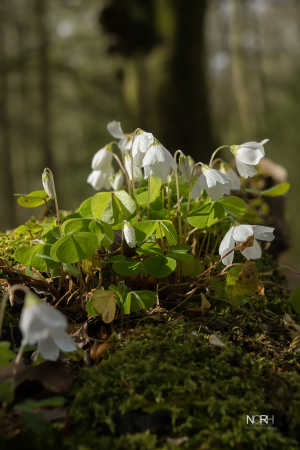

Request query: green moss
[{"left": 65, "top": 315, "right": 300, "bottom": 450}]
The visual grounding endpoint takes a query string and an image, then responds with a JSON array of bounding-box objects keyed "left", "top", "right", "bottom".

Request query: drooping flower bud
[
  {"left": 42, "top": 168, "right": 56, "bottom": 199},
  {"left": 123, "top": 221, "right": 136, "bottom": 248}
]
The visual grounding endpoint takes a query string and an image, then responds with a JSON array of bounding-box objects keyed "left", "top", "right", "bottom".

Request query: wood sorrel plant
[{"left": 13, "top": 122, "right": 290, "bottom": 317}]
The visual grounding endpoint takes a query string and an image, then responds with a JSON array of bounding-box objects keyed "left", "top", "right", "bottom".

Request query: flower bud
[
  {"left": 123, "top": 221, "right": 136, "bottom": 248},
  {"left": 42, "top": 168, "right": 56, "bottom": 199}
]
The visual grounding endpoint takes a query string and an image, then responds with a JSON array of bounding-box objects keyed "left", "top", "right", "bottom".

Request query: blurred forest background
[{"left": 0, "top": 0, "right": 299, "bottom": 271}]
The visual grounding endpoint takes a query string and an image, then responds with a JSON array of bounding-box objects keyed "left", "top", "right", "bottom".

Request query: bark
[
  {"left": 159, "top": 0, "right": 215, "bottom": 161},
  {"left": 230, "top": 0, "right": 254, "bottom": 135},
  {"left": 35, "top": 0, "right": 54, "bottom": 171},
  {"left": 0, "top": 1, "right": 16, "bottom": 229}
]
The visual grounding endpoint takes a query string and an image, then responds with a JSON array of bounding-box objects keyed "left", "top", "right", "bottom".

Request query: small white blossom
[
  {"left": 220, "top": 166, "right": 241, "bottom": 191},
  {"left": 87, "top": 167, "right": 113, "bottom": 191},
  {"left": 219, "top": 224, "right": 275, "bottom": 265},
  {"left": 20, "top": 292, "right": 76, "bottom": 361},
  {"left": 179, "top": 154, "right": 194, "bottom": 182},
  {"left": 142, "top": 144, "right": 177, "bottom": 184},
  {"left": 132, "top": 131, "right": 155, "bottom": 166},
  {"left": 42, "top": 168, "right": 56, "bottom": 199},
  {"left": 110, "top": 170, "right": 124, "bottom": 191},
  {"left": 233, "top": 139, "right": 269, "bottom": 178},
  {"left": 191, "top": 167, "right": 231, "bottom": 201},
  {"left": 123, "top": 221, "right": 136, "bottom": 248},
  {"left": 91, "top": 147, "right": 113, "bottom": 170},
  {"left": 107, "top": 121, "right": 133, "bottom": 154},
  {"left": 107, "top": 121, "right": 125, "bottom": 139},
  {"left": 124, "top": 155, "right": 143, "bottom": 181}
]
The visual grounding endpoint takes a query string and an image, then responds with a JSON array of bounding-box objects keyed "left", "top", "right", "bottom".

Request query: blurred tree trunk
[
  {"left": 0, "top": 2, "right": 16, "bottom": 229},
  {"left": 159, "top": 0, "right": 215, "bottom": 161},
  {"left": 230, "top": 0, "right": 254, "bottom": 135},
  {"left": 35, "top": 0, "right": 54, "bottom": 171},
  {"left": 17, "top": 18, "right": 31, "bottom": 192}
]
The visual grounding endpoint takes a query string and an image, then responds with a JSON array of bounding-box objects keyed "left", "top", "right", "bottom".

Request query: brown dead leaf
[
  {"left": 90, "top": 341, "right": 110, "bottom": 364},
  {"left": 15, "top": 361, "right": 73, "bottom": 393}
]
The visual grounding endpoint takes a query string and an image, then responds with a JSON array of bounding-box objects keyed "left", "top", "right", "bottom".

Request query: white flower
[
  {"left": 234, "top": 139, "right": 269, "bottom": 178},
  {"left": 20, "top": 292, "right": 76, "bottom": 361},
  {"left": 91, "top": 147, "right": 113, "bottom": 170},
  {"left": 179, "top": 154, "right": 194, "bottom": 182},
  {"left": 132, "top": 131, "right": 155, "bottom": 166},
  {"left": 87, "top": 167, "right": 113, "bottom": 191},
  {"left": 219, "top": 224, "right": 275, "bottom": 265},
  {"left": 191, "top": 167, "right": 231, "bottom": 201},
  {"left": 110, "top": 170, "right": 124, "bottom": 191},
  {"left": 107, "top": 121, "right": 133, "bottom": 154},
  {"left": 124, "top": 155, "right": 143, "bottom": 181},
  {"left": 123, "top": 221, "right": 136, "bottom": 248},
  {"left": 107, "top": 121, "right": 125, "bottom": 139},
  {"left": 220, "top": 166, "right": 241, "bottom": 191},
  {"left": 142, "top": 144, "right": 177, "bottom": 184},
  {"left": 119, "top": 136, "right": 134, "bottom": 154},
  {"left": 42, "top": 168, "right": 56, "bottom": 199}
]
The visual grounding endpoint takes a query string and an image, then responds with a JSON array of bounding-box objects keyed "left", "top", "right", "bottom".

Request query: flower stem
[
  {"left": 112, "top": 153, "right": 131, "bottom": 194},
  {"left": 0, "top": 293, "right": 8, "bottom": 337},
  {"left": 174, "top": 167, "right": 183, "bottom": 244},
  {"left": 147, "top": 176, "right": 151, "bottom": 218},
  {"left": 209, "top": 145, "right": 230, "bottom": 167}
]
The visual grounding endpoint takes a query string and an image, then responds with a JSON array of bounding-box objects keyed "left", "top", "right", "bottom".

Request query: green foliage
[
  {"left": 0, "top": 341, "right": 15, "bottom": 367},
  {"left": 66, "top": 320, "right": 300, "bottom": 450},
  {"left": 261, "top": 182, "right": 290, "bottom": 197},
  {"left": 225, "top": 262, "right": 259, "bottom": 307},
  {"left": 289, "top": 287, "right": 300, "bottom": 313},
  {"left": 17, "top": 190, "right": 49, "bottom": 208},
  {"left": 51, "top": 232, "right": 99, "bottom": 264}
]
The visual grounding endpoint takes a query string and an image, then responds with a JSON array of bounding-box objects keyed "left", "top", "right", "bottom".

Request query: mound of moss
[{"left": 61, "top": 309, "right": 300, "bottom": 450}]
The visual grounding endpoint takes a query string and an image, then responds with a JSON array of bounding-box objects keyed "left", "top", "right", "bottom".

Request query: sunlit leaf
[
  {"left": 17, "top": 190, "right": 49, "bottom": 208},
  {"left": 218, "top": 196, "right": 247, "bottom": 217},
  {"left": 91, "top": 289, "right": 116, "bottom": 323},
  {"left": 91, "top": 192, "right": 112, "bottom": 220},
  {"left": 51, "top": 232, "right": 98, "bottom": 263},
  {"left": 61, "top": 218, "right": 91, "bottom": 234},
  {"left": 261, "top": 182, "right": 290, "bottom": 197}
]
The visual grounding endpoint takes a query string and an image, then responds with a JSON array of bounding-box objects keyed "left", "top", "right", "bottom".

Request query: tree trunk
[
  {"left": 35, "top": 0, "right": 54, "bottom": 171},
  {"left": 230, "top": 0, "right": 254, "bottom": 135},
  {"left": 0, "top": 1, "right": 16, "bottom": 229},
  {"left": 158, "top": 0, "right": 215, "bottom": 162}
]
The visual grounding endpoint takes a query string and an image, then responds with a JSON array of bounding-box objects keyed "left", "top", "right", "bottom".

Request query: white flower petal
[
  {"left": 124, "top": 156, "right": 143, "bottom": 181},
  {"left": 38, "top": 336, "right": 60, "bottom": 361},
  {"left": 219, "top": 227, "right": 235, "bottom": 265},
  {"left": 226, "top": 169, "right": 241, "bottom": 190},
  {"left": 91, "top": 148, "right": 113, "bottom": 170},
  {"left": 260, "top": 139, "right": 269, "bottom": 146},
  {"left": 207, "top": 183, "right": 225, "bottom": 201},
  {"left": 52, "top": 328, "right": 77, "bottom": 352},
  {"left": 236, "top": 160, "right": 257, "bottom": 178},
  {"left": 87, "top": 168, "right": 113, "bottom": 191},
  {"left": 252, "top": 225, "right": 275, "bottom": 242},
  {"left": 107, "top": 121, "right": 125, "bottom": 139},
  {"left": 132, "top": 132, "right": 154, "bottom": 164},
  {"left": 20, "top": 306, "right": 49, "bottom": 344},
  {"left": 190, "top": 174, "right": 207, "bottom": 199},
  {"left": 118, "top": 136, "right": 133, "bottom": 154},
  {"left": 232, "top": 225, "right": 253, "bottom": 242},
  {"left": 241, "top": 238, "right": 262, "bottom": 260},
  {"left": 237, "top": 146, "right": 264, "bottom": 165}
]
